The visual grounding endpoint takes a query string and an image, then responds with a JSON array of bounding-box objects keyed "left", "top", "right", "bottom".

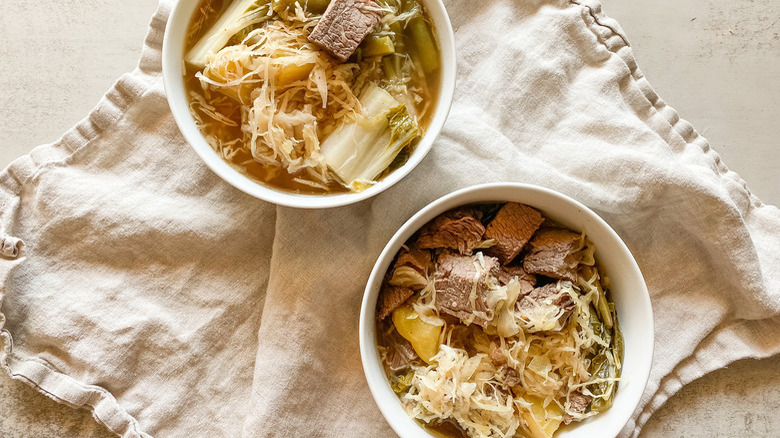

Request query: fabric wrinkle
[
  {"left": 0, "top": 235, "right": 23, "bottom": 259},
  {"left": 0, "top": 1, "right": 777, "bottom": 438}
]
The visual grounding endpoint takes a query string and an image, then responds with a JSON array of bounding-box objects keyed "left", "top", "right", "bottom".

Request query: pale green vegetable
[
  {"left": 390, "top": 370, "right": 414, "bottom": 394},
  {"left": 273, "top": 0, "right": 331, "bottom": 14},
  {"left": 408, "top": 16, "right": 439, "bottom": 73},
  {"left": 381, "top": 55, "right": 399, "bottom": 80},
  {"left": 320, "top": 83, "right": 419, "bottom": 190},
  {"left": 587, "top": 299, "right": 623, "bottom": 414},
  {"left": 361, "top": 35, "right": 396, "bottom": 57},
  {"left": 185, "top": 0, "right": 272, "bottom": 69}
]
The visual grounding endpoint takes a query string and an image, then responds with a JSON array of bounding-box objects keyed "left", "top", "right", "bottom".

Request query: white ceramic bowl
[
  {"left": 162, "top": 0, "right": 456, "bottom": 209},
  {"left": 359, "top": 182, "right": 654, "bottom": 438}
]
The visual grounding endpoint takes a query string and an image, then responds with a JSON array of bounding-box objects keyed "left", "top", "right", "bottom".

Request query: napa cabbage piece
[
  {"left": 406, "top": 271, "right": 445, "bottom": 328},
  {"left": 320, "top": 82, "right": 420, "bottom": 191},
  {"left": 575, "top": 266, "right": 624, "bottom": 416},
  {"left": 195, "top": 17, "right": 366, "bottom": 186},
  {"left": 186, "top": 0, "right": 274, "bottom": 69},
  {"left": 361, "top": 35, "right": 396, "bottom": 57},
  {"left": 486, "top": 278, "right": 523, "bottom": 338}
]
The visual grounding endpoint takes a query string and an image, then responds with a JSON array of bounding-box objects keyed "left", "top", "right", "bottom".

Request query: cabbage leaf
[
  {"left": 321, "top": 83, "right": 419, "bottom": 191},
  {"left": 185, "top": 0, "right": 272, "bottom": 69}
]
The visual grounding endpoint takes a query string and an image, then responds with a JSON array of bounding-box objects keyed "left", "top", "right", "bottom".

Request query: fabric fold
[
  {"left": 0, "top": 236, "right": 23, "bottom": 259},
  {"left": 2, "top": 1, "right": 275, "bottom": 437}
]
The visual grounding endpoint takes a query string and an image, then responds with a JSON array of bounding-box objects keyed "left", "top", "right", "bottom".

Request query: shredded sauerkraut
[
  {"left": 185, "top": 0, "right": 437, "bottom": 192},
  {"left": 197, "top": 15, "right": 364, "bottom": 185}
]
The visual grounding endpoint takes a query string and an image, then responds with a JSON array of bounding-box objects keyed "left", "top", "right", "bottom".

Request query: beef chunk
[
  {"left": 418, "top": 207, "right": 486, "bottom": 255},
  {"left": 523, "top": 229, "right": 583, "bottom": 282},
  {"left": 376, "top": 285, "right": 413, "bottom": 320},
  {"left": 516, "top": 282, "right": 575, "bottom": 330},
  {"left": 490, "top": 349, "right": 521, "bottom": 387},
  {"left": 484, "top": 203, "right": 544, "bottom": 264},
  {"left": 497, "top": 264, "right": 536, "bottom": 285},
  {"left": 498, "top": 266, "right": 536, "bottom": 292},
  {"left": 491, "top": 350, "right": 522, "bottom": 388},
  {"left": 388, "top": 338, "right": 416, "bottom": 371},
  {"left": 434, "top": 253, "right": 500, "bottom": 327},
  {"left": 308, "top": 0, "right": 383, "bottom": 62},
  {"left": 389, "top": 247, "right": 431, "bottom": 290},
  {"left": 514, "top": 279, "right": 535, "bottom": 297},
  {"left": 497, "top": 264, "right": 537, "bottom": 296},
  {"left": 490, "top": 348, "right": 508, "bottom": 366},
  {"left": 563, "top": 391, "right": 593, "bottom": 424},
  {"left": 519, "top": 283, "right": 575, "bottom": 314},
  {"left": 395, "top": 247, "right": 431, "bottom": 276},
  {"left": 502, "top": 367, "right": 522, "bottom": 387}
]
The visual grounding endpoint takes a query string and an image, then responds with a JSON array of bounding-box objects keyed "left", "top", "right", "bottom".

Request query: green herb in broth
[{"left": 183, "top": 0, "right": 441, "bottom": 194}]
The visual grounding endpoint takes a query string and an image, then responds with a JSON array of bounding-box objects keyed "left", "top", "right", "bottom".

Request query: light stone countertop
[{"left": 0, "top": 0, "right": 778, "bottom": 437}]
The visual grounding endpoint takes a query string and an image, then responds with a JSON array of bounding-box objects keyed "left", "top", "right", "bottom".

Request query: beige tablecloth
[{"left": 1, "top": 0, "right": 778, "bottom": 437}]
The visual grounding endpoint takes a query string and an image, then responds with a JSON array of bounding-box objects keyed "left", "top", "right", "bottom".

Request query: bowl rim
[
  {"left": 161, "top": 0, "right": 457, "bottom": 209},
  {"left": 359, "top": 182, "right": 655, "bottom": 438}
]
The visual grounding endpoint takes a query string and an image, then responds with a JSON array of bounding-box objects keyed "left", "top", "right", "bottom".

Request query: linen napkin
[{"left": 1, "top": 0, "right": 778, "bottom": 437}]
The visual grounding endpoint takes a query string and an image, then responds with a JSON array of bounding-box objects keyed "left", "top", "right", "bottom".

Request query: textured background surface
[{"left": 0, "top": 0, "right": 778, "bottom": 437}]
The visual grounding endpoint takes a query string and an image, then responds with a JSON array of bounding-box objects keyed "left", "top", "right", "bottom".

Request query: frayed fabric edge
[
  {"left": 570, "top": 0, "right": 780, "bottom": 436},
  {"left": 0, "top": 1, "right": 173, "bottom": 437},
  {"left": 570, "top": 0, "right": 776, "bottom": 213}
]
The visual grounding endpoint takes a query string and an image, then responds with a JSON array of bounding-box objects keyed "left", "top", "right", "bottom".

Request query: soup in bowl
[
  {"left": 359, "top": 183, "right": 654, "bottom": 438},
  {"left": 162, "top": 0, "right": 456, "bottom": 208}
]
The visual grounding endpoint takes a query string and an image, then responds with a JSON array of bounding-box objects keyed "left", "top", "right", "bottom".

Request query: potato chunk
[
  {"left": 273, "top": 55, "right": 316, "bottom": 86},
  {"left": 521, "top": 397, "right": 564, "bottom": 438},
  {"left": 392, "top": 304, "right": 441, "bottom": 363}
]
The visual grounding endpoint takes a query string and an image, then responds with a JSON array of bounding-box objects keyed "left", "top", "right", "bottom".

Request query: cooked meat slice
[
  {"left": 395, "top": 247, "right": 431, "bottom": 276},
  {"left": 523, "top": 229, "right": 584, "bottom": 282},
  {"left": 389, "top": 247, "right": 431, "bottom": 290},
  {"left": 484, "top": 202, "right": 544, "bottom": 264},
  {"left": 397, "top": 247, "right": 429, "bottom": 270},
  {"left": 519, "top": 283, "right": 575, "bottom": 314},
  {"left": 388, "top": 338, "right": 416, "bottom": 371},
  {"left": 497, "top": 264, "right": 536, "bottom": 284},
  {"left": 497, "top": 263, "right": 537, "bottom": 291},
  {"left": 516, "top": 282, "right": 575, "bottom": 331},
  {"left": 434, "top": 253, "right": 500, "bottom": 327},
  {"left": 308, "top": 0, "right": 383, "bottom": 62},
  {"left": 490, "top": 348, "right": 507, "bottom": 366},
  {"left": 376, "top": 285, "right": 414, "bottom": 320},
  {"left": 417, "top": 207, "right": 486, "bottom": 254},
  {"left": 514, "top": 279, "right": 535, "bottom": 297},
  {"left": 502, "top": 367, "right": 522, "bottom": 387},
  {"left": 563, "top": 391, "right": 593, "bottom": 424}
]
